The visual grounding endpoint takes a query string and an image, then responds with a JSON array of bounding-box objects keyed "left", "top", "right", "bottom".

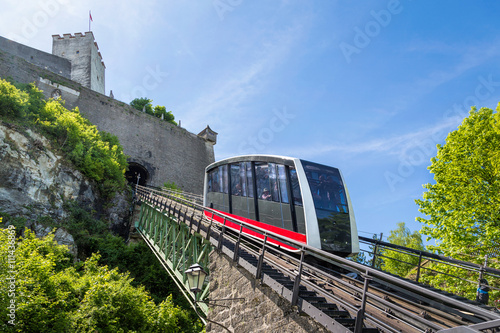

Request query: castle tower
[{"left": 51, "top": 32, "right": 105, "bottom": 95}]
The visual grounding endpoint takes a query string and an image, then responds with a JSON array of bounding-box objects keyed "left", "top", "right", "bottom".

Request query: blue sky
[{"left": 2, "top": 1, "right": 500, "bottom": 244}]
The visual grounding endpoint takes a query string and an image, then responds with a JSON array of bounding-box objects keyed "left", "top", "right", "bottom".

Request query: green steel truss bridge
[{"left": 133, "top": 185, "right": 500, "bottom": 333}]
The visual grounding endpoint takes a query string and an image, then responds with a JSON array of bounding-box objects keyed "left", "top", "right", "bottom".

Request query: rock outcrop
[{"left": 0, "top": 121, "right": 130, "bottom": 256}]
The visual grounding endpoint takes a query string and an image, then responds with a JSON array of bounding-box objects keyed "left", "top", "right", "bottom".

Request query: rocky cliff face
[{"left": 0, "top": 121, "right": 130, "bottom": 256}]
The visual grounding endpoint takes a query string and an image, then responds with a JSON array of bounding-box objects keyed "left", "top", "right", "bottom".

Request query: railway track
[
  {"left": 251, "top": 246, "right": 499, "bottom": 332},
  {"left": 135, "top": 185, "right": 500, "bottom": 333},
  {"left": 299, "top": 260, "right": 485, "bottom": 332},
  {"left": 202, "top": 222, "right": 500, "bottom": 332}
]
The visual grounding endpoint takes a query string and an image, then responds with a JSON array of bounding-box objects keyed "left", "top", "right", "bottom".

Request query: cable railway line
[{"left": 134, "top": 185, "right": 500, "bottom": 333}]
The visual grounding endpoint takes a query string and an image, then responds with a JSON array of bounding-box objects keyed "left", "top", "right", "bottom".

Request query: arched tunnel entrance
[{"left": 125, "top": 162, "right": 149, "bottom": 186}]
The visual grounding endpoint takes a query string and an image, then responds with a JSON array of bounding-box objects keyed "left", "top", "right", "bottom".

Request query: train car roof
[{"left": 206, "top": 154, "right": 298, "bottom": 171}]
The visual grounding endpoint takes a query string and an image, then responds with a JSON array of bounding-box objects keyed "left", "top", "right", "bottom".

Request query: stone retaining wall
[{"left": 208, "top": 251, "right": 329, "bottom": 333}]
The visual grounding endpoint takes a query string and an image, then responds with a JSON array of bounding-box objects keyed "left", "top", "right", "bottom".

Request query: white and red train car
[{"left": 203, "top": 155, "right": 359, "bottom": 257}]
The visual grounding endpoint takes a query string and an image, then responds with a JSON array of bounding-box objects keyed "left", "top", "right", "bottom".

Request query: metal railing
[
  {"left": 359, "top": 236, "right": 500, "bottom": 303},
  {"left": 134, "top": 185, "right": 500, "bottom": 332}
]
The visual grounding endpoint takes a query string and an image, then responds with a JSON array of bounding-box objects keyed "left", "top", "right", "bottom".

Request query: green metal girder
[{"left": 135, "top": 202, "right": 212, "bottom": 315}]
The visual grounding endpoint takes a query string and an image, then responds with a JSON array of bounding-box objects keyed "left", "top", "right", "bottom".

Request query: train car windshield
[{"left": 301, "top": 160, "right": 352, "bottom": 253}]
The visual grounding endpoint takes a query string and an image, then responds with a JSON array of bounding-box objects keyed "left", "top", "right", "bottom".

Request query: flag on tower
[{"left": 89, "top": 10, "right": 93, "bottom": 31}]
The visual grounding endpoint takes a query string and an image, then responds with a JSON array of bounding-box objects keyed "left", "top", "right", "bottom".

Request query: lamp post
[
  {"left": 185, "top": 263, "right": 207, "bottom": 294},
  {"left": 185, "top": 263, "right": 243, "bottom": 333}
]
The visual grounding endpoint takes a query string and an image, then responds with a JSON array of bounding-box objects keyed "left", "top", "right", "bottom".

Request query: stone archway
[{"left": 125, "top": 162, "right": 149, "bottom": 186}]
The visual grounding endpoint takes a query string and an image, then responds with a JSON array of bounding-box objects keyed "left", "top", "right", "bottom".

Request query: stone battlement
[
  {"left": 52, "top": 31, "right": 94, "bottom": 40},
  {"left": 52, "top": 31, "right": 106, "bottom": 93},
  {"left": 52, "top": 31, "right": 104, "bottom": 64}
]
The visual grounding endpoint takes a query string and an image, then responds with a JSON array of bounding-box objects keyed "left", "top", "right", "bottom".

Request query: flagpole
[{"left": 89, "top": 10, "right": 92, "bottom": 31}]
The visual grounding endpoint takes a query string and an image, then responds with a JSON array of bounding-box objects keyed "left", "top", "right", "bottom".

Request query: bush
[
  {"left": 130, "top": 97, "right": 177, "bottom": 125},
  {"left": 0, "top": 79, "right": 28, "bottom": 118},
  {"left": 0, "top": 228, "right": 201, "bottom": 332},
  {"left": 60, "top": 202, "right": 192, "bottom": 309},
  {"left": 0, "top": 79, "right": 128, "bottom": 198}
]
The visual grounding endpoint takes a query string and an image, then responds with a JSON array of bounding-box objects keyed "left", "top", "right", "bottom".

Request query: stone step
[
  {"left": 314, "top": 302, "right": 339, "bottom": 310},
  {"left": 335, "top": 317, "right": 356, "bottom": 327},
  {"left": 298, "top": 290, "right": 317, "bottom": 297},
  {"left": 323, "top": 310, "right": 349, "bottom": 318},
  {"left": 302, "top": 296, "right": 327, "bottom": 303}
]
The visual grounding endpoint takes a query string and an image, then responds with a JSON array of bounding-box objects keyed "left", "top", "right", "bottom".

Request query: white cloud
[
  {"left": 407, "top": 40, "right": 500, "bottom": 97},
  {"left": 0, "top": 0, "right": 159, "bottom": 51},
  {"left": 289, "top": 116, "right": 461, "bottom": 161},
  {"left": 179, "top": 23, "right": 305, "bottom": 133}
]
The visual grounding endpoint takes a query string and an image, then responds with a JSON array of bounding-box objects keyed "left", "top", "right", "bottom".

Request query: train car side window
[
  {"left": 245, "top": 162, "right": 254, "bottom": 198},
  {"left": 211, "top": 168, "right": 220, "bottom": 193},
  {"left": 277, "top": 165, "right": 289, "bottom": 204},
  {"left": 230, "top": 164, "right": 242, "bottom": 196},
  {"left": 238, "top": 162, "right": 247, "bottom": 197},
  {"left": 207, "top": 170, "right": 212, "bottom": 192},
  {"left": 221, "top": 165, "right": 228, "bottom": 194},
  {"left": 215, "top": 166, "right": 221, "bottom": 192},
  {"left": 207, "top": 170, "right": 213, "bottom": 192},
  {"left": 289, "top": 167, "right": 302, "bottom": 206},
  {"left": 268, "top": 163, "right": 280, "bottom": 202},
  {"left": 255, "top": 162, "right": 271, "bottom": 201}
]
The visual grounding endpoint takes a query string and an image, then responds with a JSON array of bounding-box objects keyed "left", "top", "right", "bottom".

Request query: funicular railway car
[{"left": 203, "top": 155, "right": 359, "bottom": 257}]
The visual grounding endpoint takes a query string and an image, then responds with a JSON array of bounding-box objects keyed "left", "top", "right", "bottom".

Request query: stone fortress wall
[
  {"left": 0, "top": 35, "right": 71, "bottom": 79},
  {"left": 52, "top": 32, "right": 106, "bottom": 95},
  {"left": 208, "top": 251, "right": 329, "bottom": 333},
  {"left": 0, "top": 33, "right": 215, "bottom": 194}
]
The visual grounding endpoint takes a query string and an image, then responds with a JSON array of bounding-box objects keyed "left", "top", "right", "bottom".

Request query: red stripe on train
[{"left": 203, "top": 209, "right": 306, "bottom": 251}]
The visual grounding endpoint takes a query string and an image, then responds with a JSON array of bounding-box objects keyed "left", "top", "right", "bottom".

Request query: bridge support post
[
  {"left": 232, "top": 225, "right": 243, "bottom": 262},
  {"left": 354, "top": 270, "right": 371, "bottom": 333},
  {"left": 291, "top": 248, "right": 305, "bottom": 306},
  {"left": 416, "top": 252, "right": 423, "bottom": 282},
  {"left": 217, "top": 218, "right": 227, "bottom": 252},
  {"left": 255, "top": 235, "right": 268, "bottom": 280}
]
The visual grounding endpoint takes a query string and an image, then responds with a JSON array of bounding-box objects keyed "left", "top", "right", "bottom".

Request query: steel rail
[
  {"left": 359, "top": 236, "right": 500, "bottom": 277},
  {"left": 134, "top": 185, "right": 500, "bottom": 332}
]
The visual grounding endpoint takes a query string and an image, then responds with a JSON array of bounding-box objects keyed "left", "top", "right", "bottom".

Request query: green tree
[
  {"left": 56, "top": 203, "right": 193, "bottom": 309},
  {"left": 416, "top": 106, "right": 500, "bottom": 260},
  {"left": 39, "top": 101, "right": 128, "bottom": 197},
  {"left": 154, "top": 105, "right": 177, "bottom": 125},
  {"left": 416, "top": 105, "right": 500, "bottom": 302},
  {"left": 130, "top": 97, "right": 177, "bottom": 125},
  {"left": 368, "top": 233, "right": 384, "bottom": 269},
  {"left": 0, "top": 228, "right": 201, "bottom": 332},
  {"left": 130, "top": 97, "right": 154, "bottom": 115},
  {"left": 0, "top": 79, "right": 28, "bottom": 118},
  {"left": 349, "top": 251, "right": 369, "bottom": 265},
  {"left": 155, "top": 105, "right": 177, "bottom": 126},
  {"left": 163, "top": 181, "right": 182, "bottom": 192},
  {"left": 0, "top": 79, "right": 128, "bottom": 198},
  {"left": 380, "top": 222, "right": 424, "bottom": 277},
  {"left": 154, "top": 105, "right": 166, "bottom": 118}
]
